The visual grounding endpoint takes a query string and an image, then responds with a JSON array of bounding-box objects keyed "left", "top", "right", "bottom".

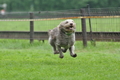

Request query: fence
[{"left": 0, "top": 7, "right": 120, "bottom": 46}]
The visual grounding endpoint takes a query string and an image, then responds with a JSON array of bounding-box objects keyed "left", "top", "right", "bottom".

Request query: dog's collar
[
  {"left": 61, "top": 29, "right": 74, "bottom": 36},
  {"left": 65, "top": 32, "right": 73, "bottom": 36}
]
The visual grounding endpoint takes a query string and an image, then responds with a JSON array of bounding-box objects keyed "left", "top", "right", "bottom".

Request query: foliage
[{"left": 0, "top": 0, "right": 120, "bottom": 11}]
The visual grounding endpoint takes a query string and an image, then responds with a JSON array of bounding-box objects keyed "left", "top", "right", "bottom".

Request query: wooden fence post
[
  {"left": 30, "top": 13, "right": 34, "bottom": 43},
  {"left": 80, "top": 9, "right": 87, "bottom": 47},
  {"left": 87, "top": 4, "right": 96, "bottom": 46}
]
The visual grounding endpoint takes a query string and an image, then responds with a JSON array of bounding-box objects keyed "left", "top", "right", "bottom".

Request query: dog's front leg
[
  {"left": 57, "top": 46, "right": 64, "bottom": 58},
  {"left": 69, "top": 45, "right": 77, "bottom": 57}
]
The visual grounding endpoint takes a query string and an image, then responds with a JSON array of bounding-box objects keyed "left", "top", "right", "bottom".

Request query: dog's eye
[{"left": 66, "top": 21, "right": 68, "bottom": 24}]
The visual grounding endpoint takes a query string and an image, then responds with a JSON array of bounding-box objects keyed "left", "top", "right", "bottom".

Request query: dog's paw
[
  {"left": 59, "top": 55, "right": 64, "bottom": 58},
  {"left": 62, "top": 49, "right": 67, "bottom": 53},
  {"left": 71, "top": 54, "right": 77, "bottom": 58},
  {"left": 54, "top": 51, "right": 59, "bottom": 54}
]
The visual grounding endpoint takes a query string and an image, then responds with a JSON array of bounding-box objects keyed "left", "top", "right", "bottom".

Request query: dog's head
[{"left": 59, "top": 19, "right": 76, "bottom": 34}]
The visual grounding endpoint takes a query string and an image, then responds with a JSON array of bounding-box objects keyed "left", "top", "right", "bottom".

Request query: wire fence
[
  {"left": 0, "top": 8, "right": 120, "bottom": 31},
  {"left": 0, "top": 7, "right": 120, "bottom": 42},
  {"left": 1, "top": 7, "right": 120, "bottom": 18}
]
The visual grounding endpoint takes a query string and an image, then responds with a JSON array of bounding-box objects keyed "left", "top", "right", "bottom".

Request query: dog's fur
[{"left": 48, "top": 19, "right": 77, "bottom": 58}]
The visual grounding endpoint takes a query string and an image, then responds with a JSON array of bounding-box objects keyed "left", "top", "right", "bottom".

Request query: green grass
[
  {"left": 0, "top": 18, "right": 120, "bottom": 32},
  {"left": 0, "top": 39, "right": 120, "bottom": 80}
]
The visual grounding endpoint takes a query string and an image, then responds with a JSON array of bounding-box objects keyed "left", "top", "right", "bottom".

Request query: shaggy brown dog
[{"left": 48, "top": 19, "right": 77, "bottom": 58}]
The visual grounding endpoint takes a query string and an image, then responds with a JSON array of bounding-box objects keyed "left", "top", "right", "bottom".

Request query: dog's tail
[{"left": 48, "top": 30, "right": 52, "bottom": 36}]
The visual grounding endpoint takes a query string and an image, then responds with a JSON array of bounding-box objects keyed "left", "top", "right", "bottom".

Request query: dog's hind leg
[
  {"left": 57, "top": 46, "right": 64, "bottom": 58},
  {"left": 49, "top": 38, "right": 59, "bottom": 54},
  {"left": 50, "top": 43, "right": 59, "bottom": 54},
  {"left": 69, "top": 45, "right": 77, "bottom": 57},
  {"left": 52, "top": 44, "right": 59, "bottom": 54}
]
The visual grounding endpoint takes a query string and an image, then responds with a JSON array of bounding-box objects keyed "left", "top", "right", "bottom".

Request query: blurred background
[
  {"left": 0, "top": 0, "right": 119, "bottom": 42},
  {"left": 0, "top": 0, "right": 120, "bottom": 12}
]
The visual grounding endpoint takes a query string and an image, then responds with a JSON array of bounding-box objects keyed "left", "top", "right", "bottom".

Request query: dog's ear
[
  {"left": 58, "top": 21, "right": 64, "bottom": 29},
  {"left": 48, "top": 30, "right": 52, "bottom": 36},
  {"left": 59, "top": 24, "right": 63, "bottom": 29}
]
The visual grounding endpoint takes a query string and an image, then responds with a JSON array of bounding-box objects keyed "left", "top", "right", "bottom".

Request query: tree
[{"left": 0, "top": 0, "right": 120, "bottom": 11}]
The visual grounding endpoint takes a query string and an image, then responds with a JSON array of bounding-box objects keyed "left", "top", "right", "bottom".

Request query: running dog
[{"left": 48, "top": 19, "right": 77, "bottom": 58}]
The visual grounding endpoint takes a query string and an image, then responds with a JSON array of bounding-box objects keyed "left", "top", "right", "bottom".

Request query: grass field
[
  {"left": 0, "top": 39, "right": 120, "bottom": 80},
  {"left": 0, "top": 18, "right": 120, "bottom": 32}
]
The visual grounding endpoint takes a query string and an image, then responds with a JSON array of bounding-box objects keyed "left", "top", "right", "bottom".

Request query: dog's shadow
[{"left": 40, "top": 56, "right": 78, "bottom": 66}]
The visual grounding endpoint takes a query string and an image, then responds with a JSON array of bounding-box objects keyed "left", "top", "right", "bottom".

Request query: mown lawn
[{"left": 0, "top": 39, "right": 120, "bottom": 80}]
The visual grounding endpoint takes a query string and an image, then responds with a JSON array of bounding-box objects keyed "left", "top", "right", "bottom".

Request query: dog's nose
[{"left": 70, "top": 23, "right": 73, "bottom": 25}]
